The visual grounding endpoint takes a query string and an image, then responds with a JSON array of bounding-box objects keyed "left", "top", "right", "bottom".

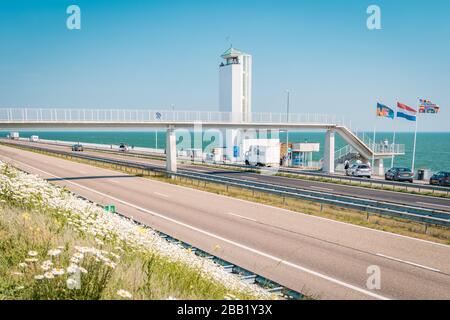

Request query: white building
[{"left": 219, "top": 47, "right": 252, "bottom": 160}]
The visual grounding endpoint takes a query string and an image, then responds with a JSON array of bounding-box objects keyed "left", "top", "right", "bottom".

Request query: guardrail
[
  {"left": 277, "top": 167, "right": 450, "bottom": 194},
  {"left": 192, "top": 159, "right": 450, "bottom": 195},
  {"left": 2, "top": 140, "right": 449, "bottom": 229}
]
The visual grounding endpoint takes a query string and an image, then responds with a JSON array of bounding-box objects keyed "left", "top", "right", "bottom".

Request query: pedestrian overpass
[{"left": 0, "top": 108, "right": 405, "bottom": 174}]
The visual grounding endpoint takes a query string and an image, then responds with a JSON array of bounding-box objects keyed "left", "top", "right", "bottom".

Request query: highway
[
  {"left": 1, "top": 144, "right": 450, "bottom": 300},
  {"left": 3, "top": 139, "right": 450, "bottom": 212}
]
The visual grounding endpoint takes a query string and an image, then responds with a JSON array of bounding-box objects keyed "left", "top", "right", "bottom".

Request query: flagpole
[
  {"left": 391, "top": 106, "right": 397, "bottom": 168},
  {"left": 372, "top": 120, "right": 376, "bottom": 169},
  {"left": 411, "top": 98, "right": 419, "bottom": 174}
]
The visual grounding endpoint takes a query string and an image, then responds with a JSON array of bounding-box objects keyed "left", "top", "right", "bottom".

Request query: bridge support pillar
[
  {"left": 373, "top": 158, "right": 384, "bottom": 176},
  {"left": 166, "top": 126, "right": 177, "bottom": 173},
  {"left": 323, "top": 129, "right": 335, "bottom": 173}
]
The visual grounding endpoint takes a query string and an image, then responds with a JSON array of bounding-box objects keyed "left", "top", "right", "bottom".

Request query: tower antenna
[{"left": 226, "top": 36, "right": 232, "bottom": 48}]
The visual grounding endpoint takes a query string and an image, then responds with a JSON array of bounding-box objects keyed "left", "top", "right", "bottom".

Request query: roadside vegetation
[{"left": 0, "top": 162, "right": 273, "bottom": 300}]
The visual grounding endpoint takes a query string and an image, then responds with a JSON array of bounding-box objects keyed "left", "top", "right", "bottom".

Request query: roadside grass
[
  {"left": 0, "top": 165, "right": 269, "bottom": 300},
  {"left": 0, "top": 205, "right": 258, "bottom": 300},
  {"left": 2, "top": 143, "right": 450, "bottom": 246}
]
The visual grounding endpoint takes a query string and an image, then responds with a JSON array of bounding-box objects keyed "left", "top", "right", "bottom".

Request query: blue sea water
[{"left": 1, "top": 131, "right": 449, "bottom": 172}]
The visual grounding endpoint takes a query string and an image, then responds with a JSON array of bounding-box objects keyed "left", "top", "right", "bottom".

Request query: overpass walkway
[{"left": 0, "top": 108, "right": 405, "bottom": 173}]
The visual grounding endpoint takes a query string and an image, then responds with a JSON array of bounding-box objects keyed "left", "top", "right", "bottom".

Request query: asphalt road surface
[
  {"left": 3, "top": 139, "right": 450, "bottom": 212},
  {"left": 1, "top": 144, "right": 450, "bottom": 300}
]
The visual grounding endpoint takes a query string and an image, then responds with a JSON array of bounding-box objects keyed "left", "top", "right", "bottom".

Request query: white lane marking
[
  {"left": 154, "top": 192, "right": 169, "bottom": 198},
  {"left": 376, "top": 253, "right": 441, "bottom": 273},
  {"left": 309, "top": 186, "right": 334, "bottom": 192},
  {"left": 110, "top": 180, "right": 121, "bottom": 184},
  {"left": 5, "top": 158, "right": 390, "bottom": 300},
  {"left": 416, "top": 202, "right": 450, "bottom": 210},
  {"left": 226, "top": 212, "right": 258, "bottom": 222},
  {"left": 245, "top": 176, "right": 259, "bottom": 180}
]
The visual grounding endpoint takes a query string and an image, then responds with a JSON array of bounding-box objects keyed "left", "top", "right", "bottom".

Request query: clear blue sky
[{"left": 0, "top": 0, "right": 449, "bottom": 131}]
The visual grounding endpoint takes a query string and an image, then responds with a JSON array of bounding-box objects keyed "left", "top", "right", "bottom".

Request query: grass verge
[{"left": 0, "top": 163, "right": 271, "bottom": 300}]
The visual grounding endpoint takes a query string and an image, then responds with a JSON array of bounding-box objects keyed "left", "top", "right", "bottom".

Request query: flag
[
  {"left": 419, "top": 99, "right": 440, "bottom": 114},
  {"left": 376, "top": 103, "right": 394, "bottom": 119},
  {"left": 397, "top": 102, "right": 417, "bottom": 121}
]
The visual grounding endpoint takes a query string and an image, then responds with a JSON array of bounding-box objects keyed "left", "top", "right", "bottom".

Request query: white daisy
[
  {"left": 48, "top": 249, "right": 62, "bottom": 257},
  {"left": 27, "top": 251, "right": 38, "bottom": 257},
  {"left": 116, "top": 289, "right": 133, "bottom": 299}
]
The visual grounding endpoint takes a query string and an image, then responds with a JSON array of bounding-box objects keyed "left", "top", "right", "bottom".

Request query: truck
[
  {"left": 30, "top": 135, "right": 39, "bottom": 142},
  {"left": 9, "top": 132, "right": 19, "bottom": 140},
  {"left": 243, "top": 139, "right": 280, "bottom": 167}
]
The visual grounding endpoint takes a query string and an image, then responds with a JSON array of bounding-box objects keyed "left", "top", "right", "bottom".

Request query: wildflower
[
  {"left": 73, "top": 252, "right": 84, "bottom": 260},
  {"left": 25, "top": 258, "right": 38, "bottom": 263},
  {"left": 78, "top": 266, "right": 88, "bottom": 274},
  {"left": 70, "top": 257, "right": 81, "bottom": 264},
  {"left": 66, "top": 278, "right": 79, "bottom": 289},
  {"left": 224, "top": 293, "right": 239, "bottom": 300},
  {"left": 44, "top": 272, "right": 54, "bottom": 279},
  {"left": 109, "top": 252, "right": 121, "bottom": 260},
  {"left": 34, "top": 275, "right": 44, "bottom": 280},
  {"left": 116, "top": 289, "right": 133, "bottom": 299},
  {"left": 67, "top": 264, "right": 79, "bottom": 274},
  {"left": 40, "top": 260, "right": 53, "bottom": 271},
  {"left": 104, "top": 261, "right": 116, "bottom": 269},
  {"left": 27, "top": 251, "right": 38, "bottom": 257},
  {"left": 94, "top": 238, "right": 105, "bottom": 246},
  {"left": 18, "top": 262, "right": 28, "bottom": 269},
  {"left": 52, "top": 268, "right": 65, "bottom": 276},
  {"left": 48, "top": 249, "right": 62, "bottom": 257}
]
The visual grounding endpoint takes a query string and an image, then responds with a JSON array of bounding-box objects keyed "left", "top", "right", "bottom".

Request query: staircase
[{"left": 335, "top": 145, "right": 360, "bottom": 165}]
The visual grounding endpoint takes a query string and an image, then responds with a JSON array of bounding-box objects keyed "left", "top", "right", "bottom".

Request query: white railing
[
  {"left": 0, "top": 108, "right": 350, "bottom": 126},
  {"left": 335, "top": 145, "right": 358, "bottom": 161},
  {"left": 352, "top": 131, "right": 405, "bottom": 155}
]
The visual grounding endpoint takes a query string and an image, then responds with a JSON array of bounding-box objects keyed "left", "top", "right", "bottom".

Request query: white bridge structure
[{"left": 0, "top": 108, "right": 405, "bottom": 174}]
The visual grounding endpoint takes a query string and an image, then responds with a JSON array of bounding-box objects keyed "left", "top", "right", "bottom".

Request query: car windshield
[
  {"left": 397, "top": 168, "right": 411, "bottom": 172},
  {"left": 358, "top": 165, "right": 369, "bottom": 169}
]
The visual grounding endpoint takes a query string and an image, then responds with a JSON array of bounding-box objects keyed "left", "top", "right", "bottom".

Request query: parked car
[
  {"left": 119, "top": 144, "right": 129, "bottom": 152},
  {"left": 346, "top": 164, "right": 371, "bottom": 178},
  {"left": 430, "top": 171, "right": 450, "bottom": 187},
  {"left": 71, "top": 144, "right": 83, "bottom": 152},
  {"left": 385, "top": 167, "right": 414, "bottom": 183}
]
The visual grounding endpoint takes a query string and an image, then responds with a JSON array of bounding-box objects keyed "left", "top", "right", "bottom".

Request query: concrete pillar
[
  {"left": 373, "top": 158, "right": 384, "bottom": 176},
  {"left": 166, "top": 126, "right": 177, "bottom": 173},
  {"left": 323, "top": 129, "right": 335, "bottom": 173}
]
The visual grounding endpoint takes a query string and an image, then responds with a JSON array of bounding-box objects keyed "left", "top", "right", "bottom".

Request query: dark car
[
  {"left": 71, "top": 144, "right": 83, "bottom": 152},
  {"left": 430, "top": 172, "right": 450, "bottom": 187},
  {"left": 385, "top": 167, "right": 414, "bottom": 183}
]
